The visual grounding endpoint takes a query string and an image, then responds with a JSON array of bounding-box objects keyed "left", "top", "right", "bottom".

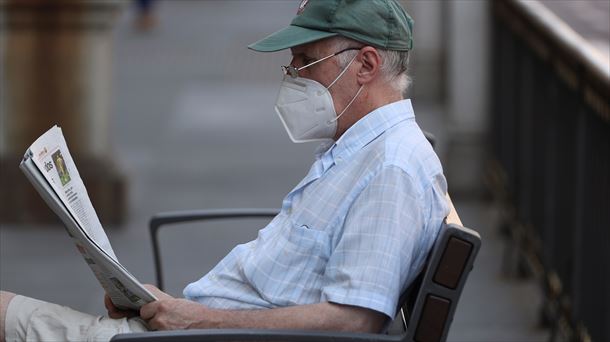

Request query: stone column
[
  {"left": 445, "top": 0, "right": 491, "bottom": 197},
  {"left": 0, "top": 0, "right": 126, "bottom": 225},
  {"left": 402, "top": 0, "right": 446, "bottom": 102}
]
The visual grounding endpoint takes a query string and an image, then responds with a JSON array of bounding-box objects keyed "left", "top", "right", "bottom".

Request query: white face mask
[{"left": 274, "top": 54, "right": 363, "bottom": 143}]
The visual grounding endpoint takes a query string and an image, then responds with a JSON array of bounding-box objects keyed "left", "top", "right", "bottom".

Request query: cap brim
[{"left": 248, "top": 25, "right": 338, "bottom": 52}]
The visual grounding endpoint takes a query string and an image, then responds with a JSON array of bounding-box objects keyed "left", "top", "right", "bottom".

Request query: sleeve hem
[{"left": 322, "top": 290, "right": 397, "bottom": 319}]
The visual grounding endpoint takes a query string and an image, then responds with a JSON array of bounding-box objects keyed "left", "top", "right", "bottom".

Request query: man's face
[
  {"left": 288, "top": 39, "right": 359, "bottom": 124},
  {"left": 289, "top": 40, "right": 340, "bottom": 87}
]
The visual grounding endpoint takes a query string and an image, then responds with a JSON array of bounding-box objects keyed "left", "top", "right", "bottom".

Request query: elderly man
[{"left": 0, "top": 0, "right": 451, "bottom": 340}]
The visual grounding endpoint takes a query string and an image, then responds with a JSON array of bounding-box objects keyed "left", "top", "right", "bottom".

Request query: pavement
[{"left": 1, "top": 1, "right": 550, "bottom": 341}]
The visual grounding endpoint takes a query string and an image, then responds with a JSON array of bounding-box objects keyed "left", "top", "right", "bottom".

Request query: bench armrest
[
  {"left": 111, "top": 328, "right": 404, "bottom": 342},
  {"left": 150, "top": 208, "right": 280, "bottom": 290}
]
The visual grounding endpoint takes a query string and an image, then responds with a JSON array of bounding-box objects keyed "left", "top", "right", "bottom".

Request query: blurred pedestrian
[{"left": 134, "top": 0, "right": 157, "bottom": 32}]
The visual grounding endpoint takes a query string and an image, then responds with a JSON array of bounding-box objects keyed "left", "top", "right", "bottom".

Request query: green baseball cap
[{"left": 248, "top": 0, "right": 414, "bottom": 52}]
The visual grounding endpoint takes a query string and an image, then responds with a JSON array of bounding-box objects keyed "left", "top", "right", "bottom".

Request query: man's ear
[{"left": 356, "top": 46, "right": 381, "bottom": 85}]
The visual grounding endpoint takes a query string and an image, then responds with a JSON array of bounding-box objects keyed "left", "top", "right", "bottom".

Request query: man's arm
[{"left": 139, "top": 291, "right": 387, "bottom": 333}]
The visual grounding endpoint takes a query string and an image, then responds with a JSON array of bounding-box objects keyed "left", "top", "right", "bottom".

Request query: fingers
[
  {"left": 140, "top": 300, "right": 172, "bottom": 330},
  {"left": 139, "top": 301, "right": 167, "bottom": 330},
  {"left": 109, "top": 310, "right": 131, "bottom": 319},
  {"left": 104, "top": 294, "right": 138, "bottom": 319},
  {"left": 104, "top": 294, "right": 122, "bottom": 314},
  {"left": 110, "top": 309, "right": 138, "bottom": 319},
  {"left": 104, "top": 295, "right": 122, "bottom": 318},
  {"left": 139, "top": 300, "right": 158, "bottom": 321},
  {"left": 104, "top": 294, "right": 114, "bottom": 311}
]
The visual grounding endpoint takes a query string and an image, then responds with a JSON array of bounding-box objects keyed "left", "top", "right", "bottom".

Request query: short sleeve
[{"left": 320, "top": 165, "right": 443, "bottom": 318}]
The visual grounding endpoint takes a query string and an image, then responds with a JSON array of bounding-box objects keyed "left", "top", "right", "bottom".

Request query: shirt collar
[{"left": 322, "top": 99, "right": 415, "bottom": 164}]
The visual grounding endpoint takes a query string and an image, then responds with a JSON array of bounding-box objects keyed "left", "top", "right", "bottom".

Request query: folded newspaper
[{"left": 20, "top": 125, "right": 156, "bottom": 310}]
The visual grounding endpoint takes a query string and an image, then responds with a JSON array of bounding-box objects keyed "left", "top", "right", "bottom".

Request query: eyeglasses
[{"left": 281, "top": 47, "right": 362, "bottom": 78}]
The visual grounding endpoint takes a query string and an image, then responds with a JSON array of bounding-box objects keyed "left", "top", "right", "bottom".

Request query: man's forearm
[
  {"left": 140, "top": 286, "right": 387, "bottom": 332},
  {"left": 195, "top": 302, "right": 386, "bottom": 333}
]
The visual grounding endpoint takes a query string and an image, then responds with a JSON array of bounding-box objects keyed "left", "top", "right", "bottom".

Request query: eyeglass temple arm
[{"left": 296, "top": 47, "right": 362, "bottom": 71}]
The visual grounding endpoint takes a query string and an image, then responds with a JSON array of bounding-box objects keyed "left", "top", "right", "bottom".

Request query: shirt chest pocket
[
  {"left": 242, "top": 221, "right": 332, "bottom": 306},
  {"left": 284, "top": 222, "right": 331, "bottom": 257}
]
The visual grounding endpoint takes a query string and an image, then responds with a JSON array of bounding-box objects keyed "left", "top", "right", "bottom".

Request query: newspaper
[{"left": 20, "top": 125, "right": 156, "bottom": 310}]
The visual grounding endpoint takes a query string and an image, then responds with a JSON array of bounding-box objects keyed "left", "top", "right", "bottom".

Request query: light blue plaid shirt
[{"left": 183, "top": 99, "right": 450, "bottom": 318}]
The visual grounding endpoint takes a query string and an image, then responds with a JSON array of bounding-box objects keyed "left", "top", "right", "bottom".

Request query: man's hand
[
  {"left": 104, "top": 284, "right": 173, "bottom": 320},
  {"left": 139, "top": 284, "right": 211, "bottom": 330},
  {"left": 140, "top": 297, "right": 210, "bottom": 330},
  {"left": 104, "top": 294, "right": 138, "bottom": 319}
]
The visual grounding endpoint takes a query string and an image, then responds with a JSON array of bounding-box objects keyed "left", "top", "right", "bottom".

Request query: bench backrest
[{"left": 391, "top": 221, "right": 480, "bottom": 342}]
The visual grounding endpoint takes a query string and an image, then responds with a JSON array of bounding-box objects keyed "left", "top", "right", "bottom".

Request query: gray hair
[{"left": 324, "top": 36, "right": 412, "bottom": 95}]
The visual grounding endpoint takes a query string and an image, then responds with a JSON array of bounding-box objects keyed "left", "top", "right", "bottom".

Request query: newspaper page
[
  {"left": 28, "top": 126, "right": 117, "bottom": 260},
  {"left": 21, "top": 125, "right": 156, "bottom": 309}
]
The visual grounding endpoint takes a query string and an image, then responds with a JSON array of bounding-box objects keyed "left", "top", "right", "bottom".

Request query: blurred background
[{"left": 0, "top": 1, "right": 608, "bottom": 341}]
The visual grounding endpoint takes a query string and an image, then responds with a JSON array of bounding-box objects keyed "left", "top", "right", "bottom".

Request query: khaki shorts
[{"left": 5, "top": 295, "right": 149, "bottom": 342}]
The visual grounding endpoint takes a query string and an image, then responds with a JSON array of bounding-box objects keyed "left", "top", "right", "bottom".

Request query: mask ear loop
[
  {"left": 326, "top": 53, "right": 363, "bottom": 124},
  {"left": 329, "top": 84, "right": 364, "bottom": 124},
  {"left": 327, "top": 53, "right": 358, "bottom": 90}
]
